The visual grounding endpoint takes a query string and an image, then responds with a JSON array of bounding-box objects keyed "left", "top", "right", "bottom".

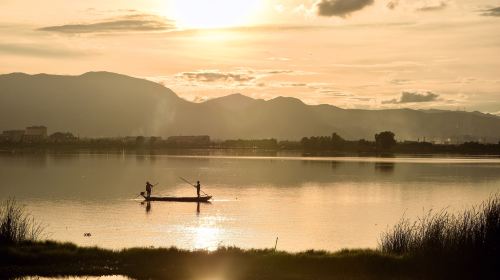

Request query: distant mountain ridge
[{"left": 1, "top": 71, "right": 499, "bottom": 142}]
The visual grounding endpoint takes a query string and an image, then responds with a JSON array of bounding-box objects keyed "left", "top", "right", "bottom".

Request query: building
[
  {"left": 1, "top": 130, "right": 25, "bottom": 143},
  {"left": 167, "top": 135, "right": 210, "bottom": 146},
  {"left": 23, "top": 126, "right": 48, "bottom": 142}
]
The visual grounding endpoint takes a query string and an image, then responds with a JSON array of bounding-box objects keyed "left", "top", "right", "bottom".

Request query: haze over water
[{"left": 1, "top": 152, "right": 499, "bottom": 252}]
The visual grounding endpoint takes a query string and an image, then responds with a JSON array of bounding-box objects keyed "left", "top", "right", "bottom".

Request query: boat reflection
[{"left": 141, "top": 201, "right": 210, "bottom": 215}]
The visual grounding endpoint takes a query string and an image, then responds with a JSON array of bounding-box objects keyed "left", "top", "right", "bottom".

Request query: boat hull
[{"left": 142, "top": 194, "right": 212, "bottom": 202}]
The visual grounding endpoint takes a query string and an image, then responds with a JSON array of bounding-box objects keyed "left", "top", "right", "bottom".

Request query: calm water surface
[{"left": 1, "top": 152, "right": 500, "bottom": 252}]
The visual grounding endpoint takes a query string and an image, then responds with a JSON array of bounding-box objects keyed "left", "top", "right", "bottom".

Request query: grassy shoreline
[
  {"left": 2, "top": 195, "right": 500, "bottom": 279},
  {"left": 0, "top": 241, "right": 410, "bottom": 279},
  {"left": 1, "top": 240, "right": 498, "bottom": 279}
]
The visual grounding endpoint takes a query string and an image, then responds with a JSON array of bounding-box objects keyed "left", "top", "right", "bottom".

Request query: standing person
[
  {"left": 195, "top": 181, "right": 201, "bottom": 198},
  {"left": 145, "top": 181, "right": 153, "bottom": 198}
]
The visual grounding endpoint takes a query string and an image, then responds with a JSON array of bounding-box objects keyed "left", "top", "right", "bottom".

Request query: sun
[{"left": 170, "top": 0, "right": 263, "bottom": 29}]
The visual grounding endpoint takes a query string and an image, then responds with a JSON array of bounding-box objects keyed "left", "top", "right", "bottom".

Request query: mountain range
[{"left": 1, "top": 71, "right": 499, "bottom": 142}]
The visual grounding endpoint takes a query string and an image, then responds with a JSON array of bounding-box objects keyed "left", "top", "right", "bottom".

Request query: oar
[{"left": 179, "top": 177, "right": 210, "bottom": 196}]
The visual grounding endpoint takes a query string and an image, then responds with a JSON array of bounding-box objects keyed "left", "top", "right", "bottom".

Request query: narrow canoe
[{"left": 141, "top": 194, "right": 212, "bottom": 202}]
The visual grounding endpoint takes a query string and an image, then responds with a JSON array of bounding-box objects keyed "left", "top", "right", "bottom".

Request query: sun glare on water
[{"left": 170, "top": 0, "right": 263, "bottom": 29}]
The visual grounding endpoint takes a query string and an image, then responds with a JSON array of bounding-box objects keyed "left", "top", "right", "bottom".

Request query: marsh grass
[
  {"left": 0, "top": 199, "right": 44, "bottom": 245},
  {"left": 2, "top": 241, "right": 406, "bottom": 280},
  {"left": 2, "top": 196, "right": 500, "bottom": 279},
  {"left": 380, "top": 194, "right": 500, "bottom": 260}
]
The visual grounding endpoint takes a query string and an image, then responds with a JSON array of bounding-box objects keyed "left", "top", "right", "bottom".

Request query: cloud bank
[
  {"left": 38, "top": 14, "right": 174, "bottom": 34},
  {"left": 383, "top": 91, "right": 439, "bottom": 104},
  {"left": 317, "top": 0, "right": 374, "bottom": 17},
  {"left": 180, "top": 71, "right": 255, "bottom": 83},
  {"left": 481, "top": 7, "right": 500, "bottom": 17},
  {"left": 416, "top": 2, "right": 447, "bottom": 12},
  {"left": 178, "top": 69, "right": 296, "bottom": 84},
  {"left": 387, "top": 0, "right": 399, "bottom": 10},
  {"left": 0, "top": 43, "right": 91, "bottom": 57}
]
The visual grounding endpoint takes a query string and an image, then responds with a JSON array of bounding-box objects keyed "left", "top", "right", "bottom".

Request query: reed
[
  {"left": 0, "top": 199, "right": 44, "bottom": 245},
  {"left": 379, "top": 194, "right": 500, "bottom": 260}
]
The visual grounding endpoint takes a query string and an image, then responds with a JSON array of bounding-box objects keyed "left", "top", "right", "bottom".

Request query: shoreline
[
  {"left": 3, "top": 240, "right": 499, "bottom": 279},
  {"left": 0, "top": 240, "right": 485, "bottom": 280},
  {"left": 1, "top": 146, "right": 500, "bottom": 158}
]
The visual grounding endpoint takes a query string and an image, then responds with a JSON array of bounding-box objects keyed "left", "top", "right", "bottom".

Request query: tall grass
[
  {"left": 0, "top": 199, "right": 43, "bottom": 245},
  {"left": 379, "top": 194, "right": 500, "bottom": 259}
]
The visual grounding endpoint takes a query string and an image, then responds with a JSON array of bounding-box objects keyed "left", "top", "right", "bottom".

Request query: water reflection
[
  {"left": 191, "top": 226, "right": 222, "bottom": 250},
  {"left": 1, "top": 153, "right": 500, "bottom": 252},
  {"left": 374, "top": 162, "right": 395, "bottom": 173},
  {"left": 2, "top": 153, "right": 500, "bottom": 200},
  {"left": 141, "top": 201, "right": 151, "bottom": 214},
  {"left": 142, "top": 201, "right": 206, "bottom": 215}
]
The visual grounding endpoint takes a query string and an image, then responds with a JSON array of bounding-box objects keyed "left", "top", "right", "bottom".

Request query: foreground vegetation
[
  {"left": 1, "top": 196, "right": 500, "bottom": 279},
  {"left": 380, "top": 195, "right": 500, "bottom": 258},
  {"left": 0, "top": 199, "right": 43, "bottom": 245},
  {"left": 2, "top": 243, "right": 407, "bottom": 280}
]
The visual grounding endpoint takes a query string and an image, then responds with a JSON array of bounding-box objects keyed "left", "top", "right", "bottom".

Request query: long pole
[{"left": 179, "top": 177, "right": 209, "bottom": 196}]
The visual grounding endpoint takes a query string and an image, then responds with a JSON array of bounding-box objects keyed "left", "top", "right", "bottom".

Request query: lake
[{"left": 1, "top": 151, "right": 500, "bottom": 252}]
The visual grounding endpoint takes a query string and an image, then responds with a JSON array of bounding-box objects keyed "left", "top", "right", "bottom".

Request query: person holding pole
[
  {"left": 145, "top": 181, "right": 154, "bottom": 198},
  {"left": 195, "top": 181, "right": 201, "bottom": 198},
  {"left": 179, "top": 177, "right": 209, "bottom": 198}
]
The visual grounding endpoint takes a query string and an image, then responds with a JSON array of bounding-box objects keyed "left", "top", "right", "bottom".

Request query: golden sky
[{"left": 1, "top": 0, "right": 499, "bottom": 113}]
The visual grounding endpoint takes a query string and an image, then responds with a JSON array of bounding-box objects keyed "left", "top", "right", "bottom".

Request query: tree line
[{"left": 1, "top": 131, "right": 499, "bottom": 155}]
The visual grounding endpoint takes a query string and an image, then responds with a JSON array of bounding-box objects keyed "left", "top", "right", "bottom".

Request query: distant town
[{"left": 1, "top": 125, "right": 499, "bottom": 155}]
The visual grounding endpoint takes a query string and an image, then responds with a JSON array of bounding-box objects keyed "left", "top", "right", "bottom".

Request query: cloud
[
  {"left": 387, "top": 1, "right": 399, "bottom": 10},
  {"left": 180, "top": 71, "right": 255, "bottom": 83},
  {"left": 177, "top": 69, "right": 298, "bottom": 84},
  {"left": 0, "top": 43, "right": 93, "bottom": 58},
  {"left": 280, "top": 82, "right": 308, "bottom": 87},
  {"left": 266, "top": 70, "right": 294, "bottom": 74},
  {"left": 319, "top": 90, "right": 352, "bottom": 97},
  {"left": 267, "top": 57, "right": 291, "bottom": 61},
  {"left": 38, "top": 14, "right": 175, "bottom": 34},
  {"left": 389, "top": 79, "right": 412, "bottom": 85},
  {"left": 481, "top": 7, "right": 500, "bottom": 17},
  {"left": 317, "top": 0, "right": 374, "bottom": 17},
  {"left": 192, "top": 96, "right": 209, "bottom": 103},
  {"left": 383, "top": 91, "right": 440, "bottom": 104},
  {"left": 331, "top": 61, "right": 423, "bottom": 69},
  {"left": 416, "top": 2, "right": 447, "bottom": 12}
]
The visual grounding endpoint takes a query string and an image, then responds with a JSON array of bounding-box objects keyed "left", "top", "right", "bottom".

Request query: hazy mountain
[{"left": 1, "top": 72, "right": 499, "bottom": 142}]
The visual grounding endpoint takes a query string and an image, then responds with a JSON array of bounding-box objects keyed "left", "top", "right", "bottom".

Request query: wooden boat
[{"left": 141, "top": 194, "right": 212, "bottom": 203}]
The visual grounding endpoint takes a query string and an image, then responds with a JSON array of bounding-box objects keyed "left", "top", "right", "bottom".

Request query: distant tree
[
  {"left": 375, "top": 131, "right": 396, "bottom": 150},
  {"left": 149, "top": 137, "right": 161, "bottom": 145},
  {"left": 49, "top": 132, "right": 77, "bottom": 143},
  {"left": 331, "top": 132, "right": 345, "bottom": 149},
  {"left": 136, "top": 136, "right": 145, "bottom": 145},
  {"left": 301, "top": 137, "right": 311, "bottom": 149}
]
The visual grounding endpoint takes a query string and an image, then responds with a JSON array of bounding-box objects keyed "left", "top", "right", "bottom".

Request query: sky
[{"left": 1, "top": 0, "right": 499, "bottom": 113}]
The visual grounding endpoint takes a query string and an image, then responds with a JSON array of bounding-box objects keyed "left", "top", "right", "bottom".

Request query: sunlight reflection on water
[{"left": 2, "top": 153, "right": 500, "bottom": 252}]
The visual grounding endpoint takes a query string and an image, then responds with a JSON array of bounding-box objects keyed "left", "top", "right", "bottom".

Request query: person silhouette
[
  {"left": 145, "top": 181, "right": 153, "bottom": 198},
  {"left": 195, "top": 181, "right": 201, "bottom": 198}
]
